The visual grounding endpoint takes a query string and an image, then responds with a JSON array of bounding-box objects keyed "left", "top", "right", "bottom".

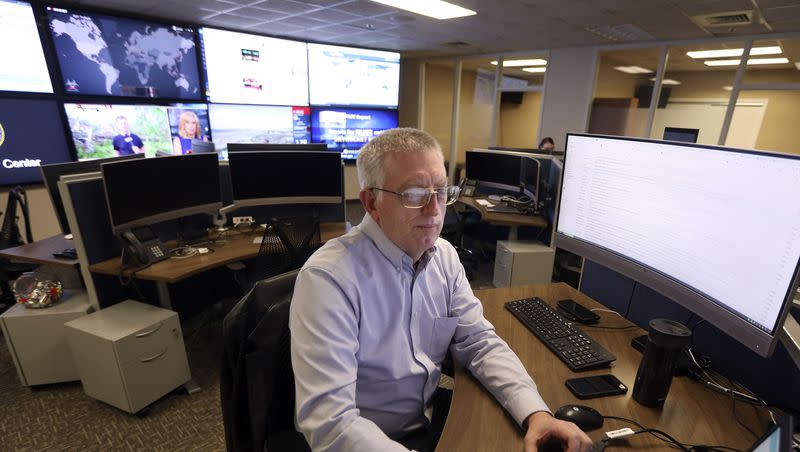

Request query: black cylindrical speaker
[{"left": 632, "top": 318, "right": 692, "bottom": 408}]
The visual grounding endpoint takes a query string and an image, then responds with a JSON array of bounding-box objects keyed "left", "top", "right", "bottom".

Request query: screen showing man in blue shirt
[
  {"left": 290, "top": 128, "right": 592, "bottom": 452},
  {"left": 112, "top": 115, "right": 144, "bottom": 156}
]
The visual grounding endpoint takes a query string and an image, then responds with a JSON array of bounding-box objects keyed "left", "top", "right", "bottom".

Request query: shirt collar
[{"left": 357, "top": 213, "right": 438, "bottom": 270}]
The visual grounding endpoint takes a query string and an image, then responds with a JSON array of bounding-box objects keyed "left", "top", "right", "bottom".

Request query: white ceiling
[{"left": 70, "top": 0, "right": 800, "bottom": 57}]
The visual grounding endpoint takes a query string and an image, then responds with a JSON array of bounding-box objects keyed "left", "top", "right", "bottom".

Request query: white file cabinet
[
  {"left": 493, "top": 240, "right": 555, "bottom": 288},
  {"left": 64, "top": 300, "right": 191, "bottom": 413},
  {"left": 0, "top": 291, "right": 92, "bottom": 386}
]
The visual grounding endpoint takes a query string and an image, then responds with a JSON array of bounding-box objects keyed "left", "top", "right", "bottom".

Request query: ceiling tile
[
  {"left": 270, "top": 15, "right": 329, "bottom": 27},
  {"left": 205, "top": 12, "right": 266, "bottom": 28},
  {"left": 256, "top": 0, "right": 321, "bottom": 15},
  {"left": 331, "top": 0, "right": 397, "bottom": 16},
  {"left": 673, "top": 0, "right": 755, "bottom": 17},
  {"left": 763, "top": 4, "right": 800, "bottom": 22},
  {"left": 245, "top": 21, "right": 306, "bottom": 34},
  {"left": 292, "top": 0, "right": 355, "bottom": 6},
  {"left": 302, "top": 8, "right": 361, "bottom": 22},
  {"left": 231, "top": 6, "right": 289, "bottom": 21}
]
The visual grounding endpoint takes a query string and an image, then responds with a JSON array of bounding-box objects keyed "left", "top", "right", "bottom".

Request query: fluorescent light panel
[
  {"left": 649, "top": 77, "right": 681, "bottom": 85},
  {"left": 522, "top": 67, "right": 546, "bottom": 73},
  {"left": 686, "top": 46, "right": 782, "bottom": 59},
  {"left": 614, "top": 66, "right": 653, "bottom": 74},
  {"left": 704, "top": 57, "right": 789, "bottom": 66},
  {"left": 491, "top": 59, "right": 547, "bottom": 67},
  {"left": 369, "top": 0, "right": 476, "bottom": 20}
]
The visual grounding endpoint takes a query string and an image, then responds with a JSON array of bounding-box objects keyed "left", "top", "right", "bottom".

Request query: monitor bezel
[
  {"left": 554, "top": 133, "right": 800, "bottom": 358},
  {"left": 101, "top": 154, "right": 222, "bottom": 234}
]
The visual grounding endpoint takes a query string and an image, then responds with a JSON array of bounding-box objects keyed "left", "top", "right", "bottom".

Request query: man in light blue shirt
[{"left": 290, "top": 128, "right": 592, "bottom": 452}]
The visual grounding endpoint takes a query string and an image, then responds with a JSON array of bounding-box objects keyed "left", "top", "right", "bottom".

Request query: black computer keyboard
[{"left": 505, "top": 297, "right": 616, "bottom": 371}]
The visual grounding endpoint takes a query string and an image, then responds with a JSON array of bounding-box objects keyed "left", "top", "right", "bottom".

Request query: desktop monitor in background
[
  {"left": 747, "top": 415, "right": 792, "bottom": 451},
  {"left": 63, "top": 103, "right": 172, "bottom": 159},
  {"left": 227, "top": 143, "right": 326, "bottom": 153},
  {"left": 167, "top": 104, "right": 212, "bottom": 155},
  {"left": 0, "top": 98, "right": 73, "bottom": 186},
  {"left": 465, "top": 150, "right": 523, "bottom": 193},
  {"left": 199, "top": 27, "right": 308, "bottom": 106},
  {"left": 45, "top": 6, "right": 201, "bottom": 100},
  {"left": 208, "top": 104, "right": 311, "bottom": 154},
  {"left": 307, "top": 43, "right": 400, "bottom": 107},
  {"left": 101, "top": 153, "right": 221, "bottom": 233},
  {"left": 40, "top": 154, "right": 145, "bottom": 234},
  {"left": 227, "top": 151, "right": 343, "bottom": 207},
  {"left": 663, "top": 127, "right": 699, "bottom": 143},
  {"left": 0, "top": 0, "right": 53, "bottom": 93},
  {"left": 311, "top": 107, "right": 399, "bottom": 160},
  {"left": 556, "top": 133, "right": 800, "bottom": 357}
]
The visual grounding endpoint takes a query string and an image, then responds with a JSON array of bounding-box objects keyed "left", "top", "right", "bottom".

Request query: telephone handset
[
  {"left": 460, "top": 178, "right": 477, "bottom": 197},
  {"left": 120, "top": 226, "right": 169, "bottom": 267}
]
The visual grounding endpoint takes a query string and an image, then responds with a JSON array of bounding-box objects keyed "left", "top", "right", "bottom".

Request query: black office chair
[
  {"left": 441, "top": 204, "right": 480, "bottom": 280},
  {"left": 221, "top": 269, "right": 311, "bottom": 452},
  {"left": 0, "top": 187, "right": 39, "bottom": 310}
]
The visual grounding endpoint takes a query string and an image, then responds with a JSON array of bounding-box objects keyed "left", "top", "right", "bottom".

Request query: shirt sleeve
[
  {"left": 290, "top": 266, "right": 411, "bottom": 452},
  {"left": 445, "top": 251, "right": 551, "bottom": 427},
  {"left": 133, "top": 135, "right": 144, "bottom": 147}
]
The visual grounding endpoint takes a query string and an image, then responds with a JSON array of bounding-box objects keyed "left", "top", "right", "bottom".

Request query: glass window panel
[
  {"left": 496, "top": 54, "right": 546, "bottom": 149},
  {"left": 742, "top": 39, "right": 800, "bottom": 85},
  {"left": 727, "top": 89, "right": 800, "bottom": 154},
  {"left": 650, "top": 43, "right": 741, "bottom": 145}
]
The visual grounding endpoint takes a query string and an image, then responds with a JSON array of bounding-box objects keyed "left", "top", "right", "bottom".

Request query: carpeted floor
[{"left": 0, "top": 313, "right": 227, "bottom": 451}]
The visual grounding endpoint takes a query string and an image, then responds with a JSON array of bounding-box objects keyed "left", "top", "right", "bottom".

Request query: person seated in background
[
  {"left": 112, "top": 116, "right": 144, "bottom": 156},
  {"left": 290, "top": 128, "right": 592, "bottom": 452},
  {"left": 539, "top": 137, "right": 555, "bottom": 152},
  {"left": 172, "top": 111, "right": 207, "bottom": 155}
]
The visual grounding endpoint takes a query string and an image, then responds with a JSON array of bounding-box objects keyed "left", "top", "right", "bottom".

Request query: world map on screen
[{"left": 48, "top": 10, "right": 200, "bottom": 99}]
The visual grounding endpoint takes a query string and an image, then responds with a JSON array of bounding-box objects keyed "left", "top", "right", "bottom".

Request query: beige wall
[
  {"left": 422, "top": 64, "right": 493, "bottom": 165},
  {"left": 0, "top": 186, "right": 62, "bottom": 242},
  {"left": 593, "top": 56, "right": 649, "bottom": 99},
  {"left": 497, "top": 92, "right": 542, "bottom": 148},
  {"left": 398, "top": 57, "right": 421, "bottom": 128}
]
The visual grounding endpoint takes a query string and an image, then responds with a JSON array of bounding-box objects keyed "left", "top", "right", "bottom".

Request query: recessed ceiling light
[
  {"left": 522, "top": 67, "right": 546, "bottom": 73},
  {"left": 704, "top": 57, "right": 790, "bottom": 66},
  {"left": 649, "top": 77, "right": 681, "bottom": 85},
  {"left": 686, "top": 46, "right": 782, "bottom": 59},
  {"left": 369, "top": 0, "right": 476, "bottom": 20},
  {"left": 614, "top": 66, "right": 653, "bottom": 74},
  {"left": 491, "top": 59, "right": 547, "bottom": 67}
]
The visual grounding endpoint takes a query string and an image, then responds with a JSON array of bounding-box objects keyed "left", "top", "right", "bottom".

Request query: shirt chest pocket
[{"left": 425, "top": 316, "right": 459, "bottom": 364}]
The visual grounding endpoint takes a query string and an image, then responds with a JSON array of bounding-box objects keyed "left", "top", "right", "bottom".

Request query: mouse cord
[{"left": 602, "top": 416, "right": 744, "bottom": 452}]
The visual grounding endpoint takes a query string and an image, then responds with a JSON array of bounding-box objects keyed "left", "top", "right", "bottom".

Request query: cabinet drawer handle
[
  {"left": 135, "top": 323, "right": 163, "bottom": 338},
  {"left": 140, "top": 348, "right": 168, "bottom": 363}
]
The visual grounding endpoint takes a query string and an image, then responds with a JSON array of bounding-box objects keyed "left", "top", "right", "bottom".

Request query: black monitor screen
[
  {"left": 102, "top": 153, "right": 220, "bottom": 231},
  {"left": 46, "top": 6, "right": 201, "bottom": 100},
  {"left": 663, "top": 127, "right": 699, "bottom": 143},
  {"left": 311, "top": 107, "right": 398, "bottom": 160},
  {"left": 41, "top": 154, "right": 144, "bottom": 233},
  {"left": 0, "top": 98, "right": 73, "bottom": 186},
  {"left": 228, "top": 151, "right": 342, "bottom": 202},
  {"left": 465, "top": 151, "right": 522, "bottom": 191}
]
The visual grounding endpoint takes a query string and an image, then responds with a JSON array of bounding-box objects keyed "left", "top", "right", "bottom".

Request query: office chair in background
[
  {"left": 0, "top": 187, "right": 39, "bottom": 311},
  {"left": 221, "top": 269, "right": 310, "bottom": 452},
  {"left": 441, "top": 204, "right": 482, "bottom": 281}
]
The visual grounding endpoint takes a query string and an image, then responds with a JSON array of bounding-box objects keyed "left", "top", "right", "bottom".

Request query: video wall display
[
  {"left": 308, "top": 43, "right": 400, "bottom": 107},
  {"left": 209, "top": 104, "right": 310, "bottom": 152},
  {"left": 0, "top": 98, "right": 73, "bottom": 185},
  {"left": 0, "top": 0, "right": 53, "bottom": 93},
  {"left": 167, "top": 104, "right": 212, "bottom": 154},
  {"left": 46, "top": 6, "right": 201, "bottom": 99},
  {"left": 199, "top": 27, "right": 308, "bottom": 106},
  {"left": 311, "top": 107, "right": 398, "bottom": 160}
]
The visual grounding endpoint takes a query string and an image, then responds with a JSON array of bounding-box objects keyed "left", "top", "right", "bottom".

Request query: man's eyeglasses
[{"left": 370, "top": 186, "right": 461, "bottom": 208}]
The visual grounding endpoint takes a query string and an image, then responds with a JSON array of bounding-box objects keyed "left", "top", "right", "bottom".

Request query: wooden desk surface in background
[
  {"left": 436, "top": 283, "right": 763, "bottom": 451},
  {"left": 0, "top": 234, "right": 78, "bottom": 267},
  {"left": 89, "top": 222, "right": 347, "bottom": 284},
  {"left": 458, "top": 196, "right": 547, "bottom": 228}
]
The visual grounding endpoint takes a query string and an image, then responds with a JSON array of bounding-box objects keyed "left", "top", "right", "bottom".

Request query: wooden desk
[
  {"left": 0, "top": 234, "right": 78, "bottom": 267},
  {"left": 458, "top": 197, "right": 546, "bottom": 241},
  {"left": 89, "top": 222, "right": 347, "bottom": 309},
  {"left": 437, "top": 283, "right": 764, "bottom": 451}
]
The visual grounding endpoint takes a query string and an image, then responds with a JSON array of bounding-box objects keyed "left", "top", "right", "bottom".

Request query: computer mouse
[{"left": 553, "top": 404, "right": 604, "bottom": 431}]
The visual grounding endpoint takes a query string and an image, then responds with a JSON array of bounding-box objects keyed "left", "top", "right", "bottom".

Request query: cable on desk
[
  {"left": 623, "top": 281, "right": 637, "bottom": 318},
  {"left": 602, "top": 416, "right": 745, "bottom": 452},
  {"left": 591, "top": 308, "right": 623, "bottom": 317}
]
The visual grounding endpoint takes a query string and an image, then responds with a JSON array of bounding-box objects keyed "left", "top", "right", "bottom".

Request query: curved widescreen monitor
[
  {"left": 0, "top": 0, "right": 53, "bottom": 93},
  {"left": 308, "top": 43, "right": 399, "bottom": 107},
  {"left": 0, "top": 98, "right": 73, "bottom": 186},
  {"left": 556, "top": 133, "right": 800, "bottom": 357},
  {"left": 101, "top": 153, "right": 221, "bottom": 232},
  {"left": 199, "top": 27, "right": 308, "bottom": 106},
  {"left": 311, "top": 107, "right": 398, "bottom": 160},
  {"left": 40, "top": 154, "right": 145, "bottom": 233},
  {"left": 46, "top": 5, "right": 201, "bottom": 99},
  {"left": 228, "top": 151, "right": 342, "bottom": 207}
]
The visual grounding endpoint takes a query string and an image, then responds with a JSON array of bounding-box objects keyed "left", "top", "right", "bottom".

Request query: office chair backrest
[
  {"left": 253, "top": 216, "right": 321, "bottom": 280},
  {"left": 221, "top": 269, "right": 309, "bottom": 452}
]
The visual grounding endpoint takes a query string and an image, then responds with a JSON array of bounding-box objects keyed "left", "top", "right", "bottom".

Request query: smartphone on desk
[
  {"left": 557, "top": 299, "right": 600, "bottom": 324},
  {"left": 566, "top": 374, "right": 627, "bottom": 399}
]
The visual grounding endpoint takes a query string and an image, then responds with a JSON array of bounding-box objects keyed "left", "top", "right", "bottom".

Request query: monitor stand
[{"left": 630, "top": 333, "right": 694, "bottom": 376}]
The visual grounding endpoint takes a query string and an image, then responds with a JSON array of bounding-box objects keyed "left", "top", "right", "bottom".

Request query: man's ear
[{"left": 360, "top": 188, "right": 380, "bottom": 221}]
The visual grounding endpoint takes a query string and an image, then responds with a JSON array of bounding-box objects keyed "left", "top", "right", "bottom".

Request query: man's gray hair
[{"left": 356, "top": 128, "right": 442, "bottom": 189}]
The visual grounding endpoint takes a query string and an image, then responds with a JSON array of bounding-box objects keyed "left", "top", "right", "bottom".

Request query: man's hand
[{"left": 523, "top": 411, "right": 594, "bottom": 452}]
